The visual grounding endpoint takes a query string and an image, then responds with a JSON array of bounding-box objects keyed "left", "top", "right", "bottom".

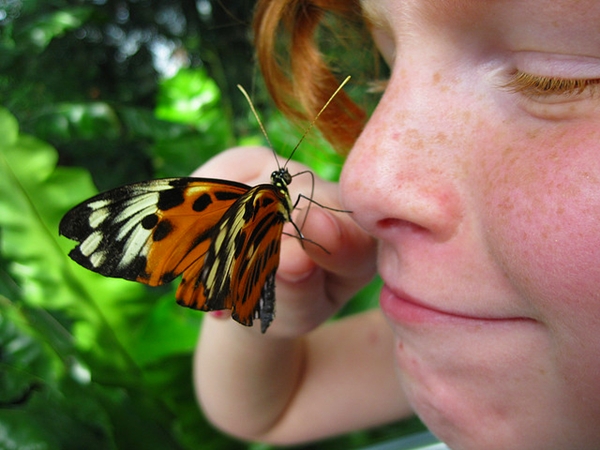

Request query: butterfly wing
[
  {"left": 60, "top": 175, "right": 293, "bottom": 333},
  {"left": 59, "top": 177, "right": 250, "bottom": 285},
  {"left": 176, "top": 183, "right": 292, "bottom": 332}
]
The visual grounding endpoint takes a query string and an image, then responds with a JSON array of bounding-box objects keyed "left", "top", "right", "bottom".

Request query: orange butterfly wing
[
  {"left": 175, "top": 183, "right": 291, "bottom": 332},
  {"left": 59, "top": 178, "right": 249, "bottom": 284},
  {"left": 59, "top": 171, "right": 294, "bottom": 333}
]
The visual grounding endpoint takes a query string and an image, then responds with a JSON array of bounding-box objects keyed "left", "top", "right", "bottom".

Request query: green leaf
[
  {"left": 0, "top": 107, "right": 217, "bottom": 448},
  {"left": 16, "top": 7, "right": 93, "bottom": 52},
  {"left": 0, "top": 106, "right": 142, "bottom": 378},
  {"left": 0, "top": 109, "right": 18, "bottom": 148},
  {"left": 0, "top": 299, "right": 111, "bottom": 450},
  {"left": 156, "top": 68, "right": 220, "bottom": 124},
  {"left": 129, "top": 293, "right": 199, "bottom": 366},
  {"left": 152, "top": 68, "right": 233, "bottom": 176},
  {"left": 0, "top": 300, "right": 185, "bottom": 450},
  {"left": 33, "top": 102, "right": 122, "bottom": 142}
]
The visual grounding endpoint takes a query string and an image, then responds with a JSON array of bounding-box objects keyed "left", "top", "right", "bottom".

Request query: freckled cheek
[
  {"left": 480, "top": 132, "right": 600, "bottom": 309},
  {"left": 498, "top": 199, "right": 600, "bottom": 292}
]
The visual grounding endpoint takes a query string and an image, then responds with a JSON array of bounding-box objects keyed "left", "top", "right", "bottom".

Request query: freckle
[
  {"left": 435, "top": 132, "right": 448, "bottom": 144},
  {"left": 526, "top": 128, "right": 541, "bottom": 139},
  {"left": 432, "top": 72, "right": 441, "bottom": 85},
  {"left": 406, "top": 128, "right": 425, "bottom": 150},
  {"left": 502, "top": 146, "right": 516, "bottom": 160},
  {"left": 497, "top": 197, "right": 514, "bottom": 212}
]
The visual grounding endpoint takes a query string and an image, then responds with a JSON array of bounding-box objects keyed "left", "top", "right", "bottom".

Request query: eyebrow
[
  {"left": 360, "top": 0, "right": 501, "bottom": 27},
  {"left": 418, "top": 0, "right": 499, "bottom": 20}
]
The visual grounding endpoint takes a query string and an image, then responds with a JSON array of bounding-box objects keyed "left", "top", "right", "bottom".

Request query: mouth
[{"left": 380, "top": 284, "right": 531, "bottom": 326}]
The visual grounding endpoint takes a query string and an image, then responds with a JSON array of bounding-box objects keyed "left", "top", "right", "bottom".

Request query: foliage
[{"left": 0, "top": 2, "right": 421, "bottom": 449}]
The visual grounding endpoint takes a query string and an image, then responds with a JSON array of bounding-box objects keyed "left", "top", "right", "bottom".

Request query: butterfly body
[{"left": 60, "top": 168, "right": 295, "bottom": 333}]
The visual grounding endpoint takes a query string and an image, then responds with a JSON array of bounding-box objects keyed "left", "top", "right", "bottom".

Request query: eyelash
[{"left": 505, "top": 71, "right": 600, "bottom": 97}]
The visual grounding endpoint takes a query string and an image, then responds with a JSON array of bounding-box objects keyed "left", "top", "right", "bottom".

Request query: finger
[
  {"left": 302, "top": 206, "right": 377, "bottom": 298},
  {"left": 271, "top": 202, "right": 377, "bottom": 336},
  {"left": 191, "top": 146, "right": 283, "bottom": 184},
  {"left": 283, "top": 172, "right": 377, "bottom": 294},
  {"left": 279, "top": 205, "right": 376, "bottom": 297}
]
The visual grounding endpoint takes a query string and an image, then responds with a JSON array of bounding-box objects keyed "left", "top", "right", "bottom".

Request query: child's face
[{"left": 341, "top": 1, "right": 600, "bottom": 448}]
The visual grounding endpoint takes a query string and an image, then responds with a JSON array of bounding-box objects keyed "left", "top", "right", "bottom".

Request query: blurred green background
[{"left": 0, "top": 1, "right": 423, "bottom": 449}]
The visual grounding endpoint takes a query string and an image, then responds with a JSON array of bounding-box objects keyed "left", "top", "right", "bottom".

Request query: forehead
[
  {"left": 359, "top": 0, "right": 600, "bottom": 55},
  {"left": 360, "top": 0, "right": 600, "bottom": 25}
]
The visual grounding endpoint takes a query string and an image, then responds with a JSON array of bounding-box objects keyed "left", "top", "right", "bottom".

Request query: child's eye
[{"left": 504, "top": 70, "right": 600, "bottom": 98}]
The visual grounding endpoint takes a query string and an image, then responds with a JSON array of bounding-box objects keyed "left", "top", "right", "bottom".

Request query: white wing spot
[
  {"left": 88, "top": 208, "right": 110, "bottom": 228},
  {"left": 119, "top": 225, "right": 152, "bottom": 268},
  {"left": 90, "top": 250, "right": 107, "bottom": 268},
  {"left": 80, "top": 231, "right": 103, "bottom": 258},
  {"left": 88, "top": 199, "right": 112, "bottom": 210},
  {"left": 116, "top": 192, "right": 159, "bottom": 224}
]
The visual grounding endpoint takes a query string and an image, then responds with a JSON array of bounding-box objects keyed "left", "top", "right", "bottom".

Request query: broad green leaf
[
  {"left": 0, "top": 299, "right": 109, "bottom": 450},
  {"left": 0, "top": 300, "right": 184, "bottom": 450},
  {"left": 155, "top": 68, "right": 223, "bottom": 127},
  {"left": 33, "top": 102, "right": 122, "bottom": 142},
  {"left": 0, "top": 106, "right": 143, "bottom": 377},
  {"left": 152, "top": 68, "right": 233, "bottom": 176},
  {"left": 0, "top": 109, "right": 18, "bottom": 148},
  {"left": 130, "top": 293, "right": 200, "bottom": 367},
  {"left": 0, "top": 104, "right": 204, "bottom": 401}
]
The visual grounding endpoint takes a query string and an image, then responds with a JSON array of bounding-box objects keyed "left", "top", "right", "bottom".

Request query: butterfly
[{"left": 59, "top": 78, "right": 350, "bottom": 333}]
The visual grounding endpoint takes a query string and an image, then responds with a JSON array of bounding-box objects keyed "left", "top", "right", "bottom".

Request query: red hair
[{"left": 253, "top": 0, "right": 370, "bottom": 153}]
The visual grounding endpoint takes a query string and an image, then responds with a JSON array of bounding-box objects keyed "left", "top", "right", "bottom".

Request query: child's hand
[{"left": 191, "top": 146, "right": 376, "bottom": 337}]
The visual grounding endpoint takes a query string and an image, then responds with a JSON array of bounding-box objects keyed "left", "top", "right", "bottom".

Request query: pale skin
[{"left": 195, "top": 1, "right": 600, "bottom": 449}]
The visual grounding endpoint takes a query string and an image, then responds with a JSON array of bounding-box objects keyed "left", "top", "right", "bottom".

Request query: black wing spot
[
  {"left": 234, "top": 230, "right": 247, "bottom": 259},
  {"left": 192, "top": 193, "right": 212, "bottom": 212},
  {"left": 261, "top": 197, "right": 275, "bottom": 207},
  {"left": 141, "top": 213, "right": 159, "bottom": 230},
  {"left": 263, "top": 239, "right": 279, "bottom": 261},
  {"left": 249, "top": 214, "right": 281, "bottom": 246},
  {"left": 215, "top": 190, "right": 243, "bottom": 201},
  {"left": 169, "top": 179, "right": 189, "bottom": 187},
  {"left": 243, "top": 199, "right": 256, "bottom": 221},
  {"left": 128, "top": 255, "right": 149, "bottom": 280},
  {"left": 238, "top": 252, "right": 250, "bottom": 276},
  {"left": 161, "top": 270, "right": 177, "bottom": 283},
  {"left": 153, "top": 219, "right": 173, "bottom": 241},
  {"left": 158, "top": 189, "right": 185, "bottom": 210}
]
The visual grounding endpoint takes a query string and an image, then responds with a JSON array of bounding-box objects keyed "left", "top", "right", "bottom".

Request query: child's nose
[{"left": 340, "top": 69, "right": 465, "bottom": 243}]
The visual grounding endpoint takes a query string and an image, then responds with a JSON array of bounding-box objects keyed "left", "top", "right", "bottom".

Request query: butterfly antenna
[
  {"left": 285, "top": 75, "right": 351, "bottom": 166},
  {"left": 237, "top": 84, "right": 279, "bottom": 170}
]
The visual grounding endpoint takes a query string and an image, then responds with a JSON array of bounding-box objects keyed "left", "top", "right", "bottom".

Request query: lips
[{"left": 380, "top": 284, "right": 530, "bottom": 325}]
